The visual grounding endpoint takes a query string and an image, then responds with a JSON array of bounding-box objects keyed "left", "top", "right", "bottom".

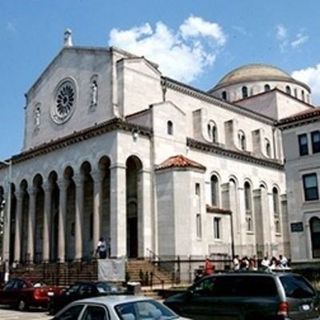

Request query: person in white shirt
[{"left": 96, "top": 237, "right": 107, "bottom": 259}]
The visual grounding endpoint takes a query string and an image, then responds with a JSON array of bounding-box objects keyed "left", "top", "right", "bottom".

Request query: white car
[{"left": 51, "top": 295, "right": 190, "bottom": 320}]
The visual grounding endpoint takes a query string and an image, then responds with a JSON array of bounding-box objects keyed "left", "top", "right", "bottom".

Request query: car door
[
  {"left": 0, "top": 279, "right": 15, "bottom": 304},
  {"left": 81, "top": 305, "right": 108, "bottom": 320},
  {"left": 179, "top": 276, "right": 220, "bottom": 320}
]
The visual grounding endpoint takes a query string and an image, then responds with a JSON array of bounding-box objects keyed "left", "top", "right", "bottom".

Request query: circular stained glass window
[{"left": 52, "top": 80, "right": 76, "bottom": 124}]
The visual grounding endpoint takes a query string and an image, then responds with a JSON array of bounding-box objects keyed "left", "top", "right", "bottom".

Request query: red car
[{"left": 0, "top": 278, "right": 62, "bottom": 311}]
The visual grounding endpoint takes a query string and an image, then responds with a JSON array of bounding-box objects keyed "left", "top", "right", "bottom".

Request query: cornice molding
[
  {"left": 164, "top": 77, "right": 275, "bottom": 125},
  {"left": 187, "top": 138, "right": 284, "bottom": 170},
  {"left": 6, "top": 118, "right": 152, "bottom": 166}
]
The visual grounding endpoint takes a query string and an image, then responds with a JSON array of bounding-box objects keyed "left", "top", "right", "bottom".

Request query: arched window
[
  {"left": 167, "top": 121, "right": 173, "bottom": 135},
  {"left": 244, "top": 182, "right": 253, "bottom": 231},
  {"left": 301, "top": 90, "right": 305, "bottom": 102},
  {"left": 265, "top": 139, "right": 271, "bottom": 157},
  {"left": 310, "top": 217, "right": 320, "bottom": 258},
  {"left": 222, "top": 91, "right": 227, "bottom": 101},
  {"left": 238, "top": 130, "right": 246, "bottom": 151},
  {"left": 273, "top": 187, "right": 281, "bottom": 234},
  {"left": 242, "top": 86, "right": 248, "bottom": 99},
  {"left": 273, "top": 187, "right": 279, "bottom": 214},
  {"left": 286, "top": 85, "right": 291, "bottom": 95},
  {"left": 264, "top": 84, "right": 271, "bottom": 92},
  {"left": 211, "top": 175, "right": 219, "bottom": 206},
  {"left": 294, "top": 88, "right": 298, "bottom": 97},
  {"left": 207, "top": 121, "right": 217, "bottom": 143}
]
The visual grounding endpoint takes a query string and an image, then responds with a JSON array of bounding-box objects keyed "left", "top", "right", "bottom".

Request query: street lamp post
[{"left": 0, "top": 160, "right": 12, "bottom": 282}]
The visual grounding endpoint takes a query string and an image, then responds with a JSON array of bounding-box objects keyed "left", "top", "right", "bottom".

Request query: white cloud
[
  {"left": 292, "top": 65, "right": 320, "bottom": 104},
  {"left": 276, "top": 24, "right": 287, "bottom": 40},
  {"left": 275, "top": 24, "right": 308, "bottom": 52},
  {"left": 291, "top": 32, "right": 309, "bottom": 48},
  {"left": 108, "top": 16, "right": 226, "bottom": 83},
  {"left": 5, "top": 22, "right": 16, "bottom": 33}
]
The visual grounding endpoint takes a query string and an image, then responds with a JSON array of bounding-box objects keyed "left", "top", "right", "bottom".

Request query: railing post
[{"left": 150, "top": 272, "right": 153, "bottom": 289}]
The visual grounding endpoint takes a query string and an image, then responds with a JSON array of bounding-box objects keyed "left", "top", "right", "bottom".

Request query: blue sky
[{"left": 1, "top": 0, "right": 320, "bottom": 160}]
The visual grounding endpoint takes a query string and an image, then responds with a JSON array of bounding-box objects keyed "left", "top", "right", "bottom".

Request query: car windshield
[
  {"left": 96, "top": 282, "right": 118, "bottom": 293},
  {"left": 115, "top": 300, "right": 178, "bottom": 320},
  {"left": 280, "top": 275, "right": 315, "bottom": 298}
]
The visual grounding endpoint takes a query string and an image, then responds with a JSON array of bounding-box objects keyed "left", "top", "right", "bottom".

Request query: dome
[{"left": 213, "top": 64, "right": 309, "bottom": 91}]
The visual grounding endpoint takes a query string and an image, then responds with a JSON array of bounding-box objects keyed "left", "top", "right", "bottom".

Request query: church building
[{"left": 0, "top": 30, "right": 316, "bottom": 269}]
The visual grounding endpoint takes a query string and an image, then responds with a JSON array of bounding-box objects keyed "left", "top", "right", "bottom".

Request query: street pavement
[{"left": 0, "top": 305, "right": 51, "bottom": 319}]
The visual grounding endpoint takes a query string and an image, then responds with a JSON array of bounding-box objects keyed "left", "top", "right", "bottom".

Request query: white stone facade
[
  {"left": 279, "top": 111, "right": 320, "bottom": 263},
  {"left": 0, "top": 41, "right": 315, "bottom": 265}
]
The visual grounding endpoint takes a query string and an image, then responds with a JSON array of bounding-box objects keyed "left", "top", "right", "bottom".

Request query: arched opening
[
  {"left": 33, "top": 174, "right": 44, "bottom": 263},
  {"left": 273, "top": 187, "right": 280, "bottom": 234},
  {"left": 20, "top": 180, "right": 29, "bottom": 262},
  {"left": 264, "top": 84, "right": 271, "bottom": 92},
  {"left": 210, "top": 175, "right": 219, "bottom": 206},
  {"left": 242, "top": 86, "right": 248, "bottom": 99},
  {"left": 167, "top": 121, "right": 173, "bottom": 135},
  {"left": 49, "top": 171, "right": 59, "bottom": 262},
  {"left": 81, "top": 161, "right": 94, "bottom": 260},
  {"left": 9, "top": 183, "right": 16, "bottom": 264},
  {"left": 207, "top": 121, "right": 217, "bottom": 143},
  {"left": 126, "top": 156, "right": 142, "bottom": 258},
  {"left": 310, "top": 217, "right": 320, "bottom": 258},
  {"left": 238, "top": 130, "right": 246, "bottom": 151},
  {"left": 285, "top": 85, "right": 291, "bottom": 95},
  {"left": 221, "top": 91, "right": 227, "bottom": 101},
  {"left": 64, "top": 166, "right": 76, "bottom": 261},
  {"left": 244, "top": 182, "right": 253, "bottom": 232},
  {"left": 99, "top": 156, "right": 111, "bottom": 249},
  {"left": 265, "top": 139, "right": 271, "bottom": 157}
]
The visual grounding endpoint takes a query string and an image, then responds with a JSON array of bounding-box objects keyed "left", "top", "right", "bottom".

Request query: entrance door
[{"left": 127, "top": 217, "right": 138, "bottom": 258}]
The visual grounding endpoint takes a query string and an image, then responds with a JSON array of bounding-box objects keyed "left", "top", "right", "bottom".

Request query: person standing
[
  {"left": 204, "top": 257, "right": 214, "bottom": 275},
  {"left": 96, "top": 237, "right": 107, "bottom": 259}
]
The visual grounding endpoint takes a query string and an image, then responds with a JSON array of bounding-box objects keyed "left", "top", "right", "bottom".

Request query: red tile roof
[{"left": 156, "top": 154, "right": 206, "bottom": 171}]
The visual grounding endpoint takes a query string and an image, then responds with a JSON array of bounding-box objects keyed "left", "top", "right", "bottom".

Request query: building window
[
  {"left": 311, "top": 131, "right": 320, "bottom": 154},
  {"left": 310, "top": 217, "right": 320, "bottom": 258},
  {"left": 303, "top": 173, "right": 319, "bottom": 201},
  {"left": 286, "top": 85, "right": 291, "bottom": 95},
  {"left": 211, "top": 175, "right": 219, "bottom": 206},
  {"left": 213, "top": 217, "right": 221, "bottom": 239},
  {"left": 264, "top": 84, "right": 270, "bottom": 92},
  {"left": 238, "top": 130, "right": 246, "bottom": 151},
  {"left": 242, "top": 86, "right": 248, "bottom": 99},
  {"left": 265, "top": 139, "right": 271, "bottom": 157},
  {"left": 195, "top": 183, "right": 200, "bottom": 196},
  {"left": 222, "top": 91, "right": 227, "bottom": 101},
  {"left": 244, "top": 182, "right": 253, "bottom": 231},
  {"left": 275, "top": 220, "right": 281, "bottom": 234},
  {"left": 298, "top": 134, "right": 309, "bottom": 156},
  {"left": 273, "top": 187, "right": 279, "bottom": 214},
  {"left": 167, "top": 121, "right": 173, "bottom": 135},
  {"left": 301, "top": 90, "right": 305, "bottom": 101},
  {"left": 196, "top": 214, "right": 202, "bottom": 238},
  {"left": 207, "top": 121, "right": 217, "bottom": 143}
]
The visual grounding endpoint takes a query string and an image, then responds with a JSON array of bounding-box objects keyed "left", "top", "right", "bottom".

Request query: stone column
[
  {"left": 14, "top": 191, "right": 23, "bottom": 263},
  {"left": 74, "top": 175, "right": 84, "bottom": 261},
  {"left": 138, "top": 169, "right": 152, "bottom": 257},
  {"left": 27, "top": 187, "right": 37, "bottom": 263},
  {"left": 92, "top": 171, "right": 102, "bottom": 254},
  {"left": 110, "top": 163, "right": 126, "bottom": 257},
  {"left": 58, "top": 179, "right": 69, "bottom": 263},
  {"left": 42, "top": 183, "right": 52, "bottom": 262}
]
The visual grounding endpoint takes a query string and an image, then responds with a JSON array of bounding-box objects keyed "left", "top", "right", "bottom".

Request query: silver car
[{"left": 51, "top": 295, "right": 191, "bottom": 320}]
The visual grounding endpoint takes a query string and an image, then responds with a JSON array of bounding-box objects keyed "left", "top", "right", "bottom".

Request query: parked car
[
  {"left": 0, "top": 277, "right": 62, "bottom": 311},
  {"left": 51, "top": 295, "right": 191, "bottom": 320},
  {"left": 164, "top": 271, "right": 320, "bottom": 320},
  {"left": 48, "top": 281, "right": 125, "bottom": 315}
]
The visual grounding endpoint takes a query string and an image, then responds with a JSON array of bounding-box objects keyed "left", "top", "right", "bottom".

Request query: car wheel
[{"left": 18, "top": 299, "right": 28, "bottom": 311}]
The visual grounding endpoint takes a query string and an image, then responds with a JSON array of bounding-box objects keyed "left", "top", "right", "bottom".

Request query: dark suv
[{"left": 164, "top": 272, "right": 320, "bottom": 320}]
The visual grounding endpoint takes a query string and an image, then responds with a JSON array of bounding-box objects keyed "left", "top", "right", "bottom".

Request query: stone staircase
[
  {"left": 126, "top": 259, "right": 173, "bottom": 286},
  {"left": 10, "top": 259, "right": 174, "bottom": 289}
]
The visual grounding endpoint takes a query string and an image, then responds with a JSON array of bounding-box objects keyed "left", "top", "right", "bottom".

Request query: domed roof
[{"left": 213, "top": 63, "right": 309, "bottom": 91}]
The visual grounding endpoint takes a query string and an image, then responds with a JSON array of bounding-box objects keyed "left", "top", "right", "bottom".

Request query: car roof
[
  {"left": 74, "top": 295, "right": 153, "bottom": 307},
  {"left": 200, "top": 271, "right": 297, "bottom": 279}
]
